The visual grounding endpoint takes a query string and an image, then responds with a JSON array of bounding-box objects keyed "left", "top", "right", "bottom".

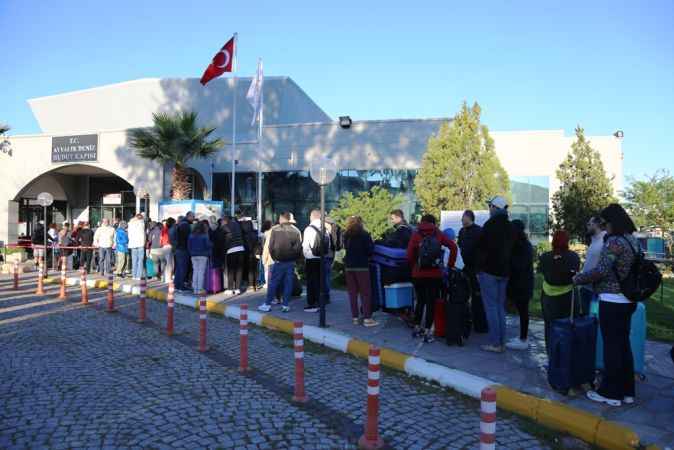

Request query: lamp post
[
  {"left": 36, "top": 192, "right": 53, "bottom": 277},
  {"left": 309, "top": 156, "right": 337, "bottom": 328}
]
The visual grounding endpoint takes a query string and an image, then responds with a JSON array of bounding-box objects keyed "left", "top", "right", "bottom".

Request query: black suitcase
[
  {"left": 445, "top": 269, "right": 472, "bottom": 346},
  {"left": 467, "top": 271, "right": 488, "bottom": 333},
  {"left": 547, "top": 289, "right": 598, "bottom": 394}
]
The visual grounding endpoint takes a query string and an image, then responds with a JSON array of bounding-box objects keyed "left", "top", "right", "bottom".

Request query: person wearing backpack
[
  {"left": 573, "top": 204, "right": 641, "bottom": 407},
  {"left": 475, "top": 196, "right": 515, "bottom": 353},
  {"left": 538, "top": 230, "right": 580, "bottom": 355},
  {"left": 406, "top": 214, "right": 457, "bottom": 343},
  {"left": 302, "top": 210, "right": 330, "bottom": 313}
]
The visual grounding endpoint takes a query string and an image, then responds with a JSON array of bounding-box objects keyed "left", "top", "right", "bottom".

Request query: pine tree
[
  {"left": 414, "top": 102, "right": 510, "bottom": 218},
  {"left": 551, "top": 126, "right": 614, "bottom": 241}
]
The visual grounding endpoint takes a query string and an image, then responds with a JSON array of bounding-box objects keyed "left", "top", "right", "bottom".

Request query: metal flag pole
[
  {"left": 256, "top": 58, "right": 264, "bottom": 224},
  {"left": 230, "top": 32, "right": 239, "bottom": 217}
]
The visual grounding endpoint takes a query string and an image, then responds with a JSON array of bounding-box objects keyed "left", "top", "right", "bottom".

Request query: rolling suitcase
[
  {"left": 445, "top": 269, "right": 471, "bottom": 346},
  {"left": 590, "top": 299, "right": 646, "bottom": 378},
  {"left": 547, "top": 289, "right": 598, "bottom": 394},
  {"left": 372, "top": 245, "right": 411, "bottom": 285},
  {"left": 206, "top": 262, "right": 223, "bottom": 294}
]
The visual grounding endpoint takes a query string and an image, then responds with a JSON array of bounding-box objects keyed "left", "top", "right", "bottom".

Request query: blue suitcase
[
  {"left": 590, "top": 299, "right": 646, "bottom": 378},
  {"left": 372, "top": 245, "right": 408, "bottom": 267},
  {"left": 548, "top": 289, "right": 598, "bottom": 394}
]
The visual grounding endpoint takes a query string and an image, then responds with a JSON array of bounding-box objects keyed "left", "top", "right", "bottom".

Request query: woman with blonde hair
[{"left": 343, "top": 216, "right": 376, "bottom": 327}]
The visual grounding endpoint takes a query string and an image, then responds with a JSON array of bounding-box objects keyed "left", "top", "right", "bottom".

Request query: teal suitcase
[{"left": 591, "top": 299, "right": 646, "bottom": 378}]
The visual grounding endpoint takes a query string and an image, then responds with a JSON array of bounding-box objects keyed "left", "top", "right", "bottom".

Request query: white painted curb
[
  {"left": 303, "top": 326, "right": 351, "bottom": 352},
  {"left": 174, "top": 293, "right": 197, "bottom": 307},
  {"left": 404, "top": 357, "right": 496, "bottom": 399}
]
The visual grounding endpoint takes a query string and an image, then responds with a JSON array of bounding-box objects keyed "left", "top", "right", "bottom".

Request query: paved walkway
[
  {"left": 214, "top": 286, "right": 674, "bottom": 448},
  {"left": 0, "top": 274, "right": 556, "bottom": 449}
]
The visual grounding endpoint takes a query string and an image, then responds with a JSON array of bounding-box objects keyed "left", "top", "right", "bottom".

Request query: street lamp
[
  {"left": 36, "top": 192, "right": 53, "bottom": 277},
  {"left": 309, "top": 155, "right": 337, "bottom": 328}
]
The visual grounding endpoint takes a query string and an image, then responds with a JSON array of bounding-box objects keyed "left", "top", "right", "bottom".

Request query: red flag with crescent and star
[{"left": 200, "top": 36, "right": 235, "bottom": 85}]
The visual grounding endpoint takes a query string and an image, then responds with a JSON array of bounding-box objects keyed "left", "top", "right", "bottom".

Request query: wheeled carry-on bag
[
  {"left": 371, "top": 245, "right": 411, "bottom": 286},
  {"left": 590, "top": 299, "right": 646, "bottom": 379},
  {"left": 444, "top": 269, "right": 472, "bottom": 346},
  {"left": 206, "top": 261, "right": 223, "bottom": 294},
  {"left": 547, "top": 289, "right": 598, "bottom": 394}
]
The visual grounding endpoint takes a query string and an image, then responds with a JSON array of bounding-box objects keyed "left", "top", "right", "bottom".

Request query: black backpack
[
  {"left": 614, "top": 236, "right": 662, "bottom": 302},
  {"left": 309, "top": 225, "right": 330, "bottom": 257},
  {"left": 417, "top": 234, "right": 443, "bottom": 269}
]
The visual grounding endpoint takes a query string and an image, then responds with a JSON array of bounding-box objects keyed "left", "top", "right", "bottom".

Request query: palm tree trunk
[{"left": 171, "top": 166, "right": 192, "bottom": 200}]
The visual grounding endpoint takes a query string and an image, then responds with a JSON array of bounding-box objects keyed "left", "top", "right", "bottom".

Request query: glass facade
[
  {"left": 213, "top": 170, "right": 551, "bottom": 238},
  {"left": 510, "top": 176, "right": 550, "bottom": 241}
]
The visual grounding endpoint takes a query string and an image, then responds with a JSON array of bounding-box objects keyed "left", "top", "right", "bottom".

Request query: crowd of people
[{"left": 28, "top": 197, "right": 648, "bottom": 407}]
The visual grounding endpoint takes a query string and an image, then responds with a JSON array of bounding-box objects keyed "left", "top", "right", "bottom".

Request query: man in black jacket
[
  {"left": 258, "top": 212, "right": 302, "bottom": 313},
  {"left": 77, "top": 222, "right": 95, "bottom": 273},
  {"left": 458, "top": 210, "right": 487, "bottom": 334},
  {"left": 378, "top": 209, "right": 413, "bottom": 249},
  {"left": 174, "top": 212, "right": 194, "bottom": 291},
  {"left": 475, "top": 197, "right": 514, "bottom": 353}
]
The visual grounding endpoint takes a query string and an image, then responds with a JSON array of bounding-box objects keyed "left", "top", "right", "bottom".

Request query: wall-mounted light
[
  {"left": 339, "top": 116, "right": 352, "bottom": 129},
  {"left": 613, "top": 130, "right": 624, "bottom": 139}
]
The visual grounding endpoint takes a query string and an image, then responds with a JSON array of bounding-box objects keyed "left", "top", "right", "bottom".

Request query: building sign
[
  {"left": 51, "top": 134, "right": 98, "bottom": 163},
  {"left": 102, "top": 193, "right": 121, "bottom": 205}
]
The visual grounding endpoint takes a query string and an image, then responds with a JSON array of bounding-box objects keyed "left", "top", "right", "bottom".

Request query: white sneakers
[
  {"left": 258, "top": 304, "right": 271, "bottom": 312},
  {"left": 586, "top": 391, "right": 622, "bottom": 407},
  {"left": 505, "top": 338, "right": 529, "bottom": 351}
]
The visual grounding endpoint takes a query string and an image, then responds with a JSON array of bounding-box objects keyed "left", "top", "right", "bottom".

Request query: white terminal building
[{"left": 0, "top": 77, "right": 623, "bottom": 244}]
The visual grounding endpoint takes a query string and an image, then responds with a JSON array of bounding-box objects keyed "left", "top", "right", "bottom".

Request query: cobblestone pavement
[{"left": 0, "top": 275, "right": 556, "bottom": 449}]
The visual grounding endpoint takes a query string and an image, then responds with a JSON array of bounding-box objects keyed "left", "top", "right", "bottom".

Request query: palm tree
[
  {"left": 129, "top": 112, "right": 223, "bottom": 200},
  {"left": 0, "top": 124, "right": 9, "bottom": 135}
]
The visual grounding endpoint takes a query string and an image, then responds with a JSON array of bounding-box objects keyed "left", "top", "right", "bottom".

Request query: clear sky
[{"left": 1, "top": 1, "right": 672, "bottom": 183}]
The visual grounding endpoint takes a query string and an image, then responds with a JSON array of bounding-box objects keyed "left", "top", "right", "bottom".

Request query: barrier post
[
  {"left": 106, "top": 273, "right": 116, "bottom": 312},
  {"left": 239, "top": 304, "right": 250, "bottom": 372},
  {"left": 58, "top": 256, "right": 67, "bottom": 300},
  {"left": 198, "top": 298, "right": 208, "bottom": 352},
  {"left": 480, "top": 387, "right": 497, "bottom": 450},
  {"left": 80, "top": 267, "right": 88, "bottom": 304},
  {"left": 13, "top": 261, "right": 19, "bottom": 290},
  {"left": 166, "top": 281, "right": 175, "bottom": 336},
  {"left": 138, "top": 276, "right": 147, "bottom": 323},
  {"left": 358, "top": 345, "right": 384, "bottom": 450},
  {"left": 292, "top": 321, "right": 307, "bottom": 403},
  {"left": 35, "top": 256, "right": 45, "bottom": 296}
]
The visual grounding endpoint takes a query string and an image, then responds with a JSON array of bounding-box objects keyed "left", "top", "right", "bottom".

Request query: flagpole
[
  {"left": 230, "top": 32, "right": 238, "bottom": 217},
  {"left": 257, "top": 58, "right": 264, "bottom": 225}
]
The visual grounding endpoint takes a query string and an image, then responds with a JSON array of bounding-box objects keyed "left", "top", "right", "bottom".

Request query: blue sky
[{"left": 1, "top": 1, "right": 672, "bottom": 183}]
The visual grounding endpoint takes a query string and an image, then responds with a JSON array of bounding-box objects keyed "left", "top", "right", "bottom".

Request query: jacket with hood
[
  {"left": 406, "top": 222, "right": 457, "bottom": 279},
  {"left": 476, "top": 213, "right": 514, "bottom": 277},
  {"left": 114, "top": 228, "right": 129, "bottom": 253}
]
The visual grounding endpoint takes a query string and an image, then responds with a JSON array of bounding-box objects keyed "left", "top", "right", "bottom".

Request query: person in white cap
[{"left": 475, "top": 195, "right": 514, "bottom": 353}]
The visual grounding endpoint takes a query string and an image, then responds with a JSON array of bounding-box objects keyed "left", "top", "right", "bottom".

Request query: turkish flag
[{"left": 200, "top": 36, "right": 235, "bottom": 85}]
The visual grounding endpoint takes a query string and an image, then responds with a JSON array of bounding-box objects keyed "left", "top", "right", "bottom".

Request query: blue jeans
[
  {"left": 265, "top": 261, "right": 295, "bottom": 307},
  {"left": 174, "top": 249, "right": 190, "bottom": 290},
  {"left": 131, "top": 247, "right": 145, "bottom": 279},
  {"left": 98, "top": 247, "right": 112, "bottom": 275},
  {"left": 478, "top": 272, "right": 509, "bottom": 347}
]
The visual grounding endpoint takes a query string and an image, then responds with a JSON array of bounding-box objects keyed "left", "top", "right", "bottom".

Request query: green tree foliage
[
  {"left": 129, "top": 112, "right": 223, "bottom": 199},
  {"left": 330, "top": 186, "right": 404, "bottom": 240},
  {"left": 551, "top": 126, "right": 614, "bottom": 241},
  {"left": 414, "top": 102, "right": 510, "bottom": 218},
  {"left": 623, "top": 170, "right": 674, "bottom": 232}
]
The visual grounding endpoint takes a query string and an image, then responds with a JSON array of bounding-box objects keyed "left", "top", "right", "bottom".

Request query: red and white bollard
[
  {"left": 198, "top": 298, "right": 208, "bottom": 352},
  {"left": 292, "top": 321, "right": 307, "bottom": 403},
  {"left": 358, "top": 345, "right": 384, "bottom": 450},
  {"left": 480, "top": 387, "right": 497, "bottom": 450},
  {"left": 35, "top": 256, "right": 45, "bottom": 296},
  {"left": 106, "top": 273, "right": 116, "bottom": 312},
  {"left": 13, "top": 261, "right": 19, "bottom": 290},
  {"left": 239, "top": 304, "right": 250, "bottom": 372},
  {"left": 80, "top": 267, "right": 88, "bottom": 304},
  {"left": 166, "top": 281, "right": 175, "bottom": 336},
  {"left": 138, "top": 276, "right": 147, "bottom": 323},
  {"left": 58, "top": 256, "right": 67, "bottom": 300}
]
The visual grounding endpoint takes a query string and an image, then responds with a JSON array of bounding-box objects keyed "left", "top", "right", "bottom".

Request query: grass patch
[{"left": 527, "top": 275, "right": 674, "bottom": 342}]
